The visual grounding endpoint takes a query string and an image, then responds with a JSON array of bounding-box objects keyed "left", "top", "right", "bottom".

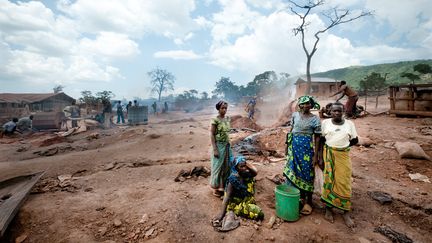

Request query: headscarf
[
  {"left": 215, "top": 100, "right": 228, "bottom": 110},
  {"left": 230, "top": 155, "right": 246, "bottom": 176},
  {"left": 226, "top": 156, "right": 251, "bottom": 197},
  {"left": 297, "top": 95, "right": 320, "bottom": 110}
]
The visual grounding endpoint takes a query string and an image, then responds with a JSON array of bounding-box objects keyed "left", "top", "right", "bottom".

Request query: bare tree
[
  {"left": 289, "top": 0, "right": 372, "bottom": 94},
  {"left": 148, "top": 67, "right": 175, "bottom": 101}
]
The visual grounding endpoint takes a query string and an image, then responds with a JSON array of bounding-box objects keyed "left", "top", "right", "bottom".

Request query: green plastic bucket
[{"left": 275, "top": 184, "right": 300, "bottom": 221}]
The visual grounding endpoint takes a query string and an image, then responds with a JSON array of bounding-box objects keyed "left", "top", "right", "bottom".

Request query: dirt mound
[
  {"left": 230, "top": 116, "right": 262, "bottom": 131},
  {"left": 273, "top": 100, "right": 295, "bottom": 127}
]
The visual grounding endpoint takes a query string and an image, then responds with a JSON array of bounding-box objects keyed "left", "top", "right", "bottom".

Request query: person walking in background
[
  {"left": 116, "top": 101, "right": 125, "bottom": 124},
  {"left": 102, "top": 100, "right": 112, "bottom": 128},
  {"left": 320, "top": 102, "right": 358, "bottom": 228},
  {"left": 245, "top": 96, "right": 257, "bottom": 120},
  {"left": 330, "top": 80, "right": 359, "bottom": 118},
  {"left": 163, "top": 101, "right": 168, "bottom": 113},
  {"left": 210, "top": 100, "right": 233, "bottom": 197},
  {"left": 126, "top": 101, "right": 132, "bottom": 117},
  {"left": 151, "top": 101, "right": 157, "bottom": 115},
  {"left": 283, "top": 95, "right": 321, "bottom": 215},
  {"left": 63, "top": 100, "right": 80, "bottom": 128}
]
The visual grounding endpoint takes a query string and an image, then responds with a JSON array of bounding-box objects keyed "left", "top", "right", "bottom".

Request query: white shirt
[{"left": 322, "top": 119, "right": 358, "bottom": 148}]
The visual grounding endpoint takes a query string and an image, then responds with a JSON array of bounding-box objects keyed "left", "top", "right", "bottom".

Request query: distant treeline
[{"left": 313, "top": 59, "right": 432, "bottom": 89}]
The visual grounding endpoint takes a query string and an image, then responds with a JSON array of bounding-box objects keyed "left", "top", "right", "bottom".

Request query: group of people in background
[
  {"left": 209, "top": 80, "right": 359, "bottom": 229},
  {"left": 0, "top": 115, "right": 34, "bottom": 137}
]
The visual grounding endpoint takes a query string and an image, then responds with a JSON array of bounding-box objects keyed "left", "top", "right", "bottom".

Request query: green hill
[{"left": 312, "top": 59, "right": 432, "bottom": 89}]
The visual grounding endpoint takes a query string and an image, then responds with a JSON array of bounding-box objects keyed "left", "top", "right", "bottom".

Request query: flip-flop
[{"left": 300, "top": 204, "right": 313, "bottom": 215}]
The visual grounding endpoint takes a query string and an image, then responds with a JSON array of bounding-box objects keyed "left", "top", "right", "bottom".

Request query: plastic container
[{"left": 275, "top": 184, "right": 300, "bottom": 221}]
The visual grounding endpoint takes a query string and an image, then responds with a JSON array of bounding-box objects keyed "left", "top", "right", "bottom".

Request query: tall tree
[
  {"left": 288, "top": 0, "right": 372, "bottom": 94},
  {"left": 96, "top": 91, "right": 115, "bottom": 104},
  {"left": 53, "top": 85, "right": 65, "bottom": 93},
  {"left": 79, "top": 90, "right": 97, "bottom": 105},
  {"left": 148, "top": 67, "right": 175, "bottom": 101},
  {"left": 213, "top": 77, "right": 240, "bottom": 102}
]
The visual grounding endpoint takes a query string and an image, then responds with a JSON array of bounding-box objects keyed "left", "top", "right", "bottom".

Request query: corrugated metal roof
[
  {"left": 295, "top": 77, "right": 340, "bottom": 84},
  {"left": 0, "top": 92, "right": 75, "bottom": 103}
]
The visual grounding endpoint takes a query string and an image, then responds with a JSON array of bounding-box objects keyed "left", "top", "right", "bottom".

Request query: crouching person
[{"left": 212, "top": 156, "right": 264, "bottom": 230}]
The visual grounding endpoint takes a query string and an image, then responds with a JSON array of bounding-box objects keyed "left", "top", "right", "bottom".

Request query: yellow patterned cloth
[
  {"left": 321, "top": 145, "right": 352, "bottom": 211},
  {"left": 226, "top": 178, "right": 264, "bottom": 220}
]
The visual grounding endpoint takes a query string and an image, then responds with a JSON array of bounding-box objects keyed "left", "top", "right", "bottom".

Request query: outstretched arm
[
  {"left": 336, "top": 93, "right": 345, "bottom": 102},
  {"left": 214, "top": 183, "right": 233, "bottom": 221}
]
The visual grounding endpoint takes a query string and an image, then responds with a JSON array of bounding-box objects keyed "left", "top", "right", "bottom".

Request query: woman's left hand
[{"left": 312, "top": 155, "right": 318, "bottom": 166}]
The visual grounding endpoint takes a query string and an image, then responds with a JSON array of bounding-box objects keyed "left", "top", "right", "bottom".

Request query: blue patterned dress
[{"left": 283, "top": 112, "right": 321, "bottom": 192}]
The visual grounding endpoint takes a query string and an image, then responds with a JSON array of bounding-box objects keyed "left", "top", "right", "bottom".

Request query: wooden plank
[
  {"left": 0, "top": 172, "right": 44, "bottom": 237},
  {"left": 389, "top": 110, "right": 432, "bottom": 117}
]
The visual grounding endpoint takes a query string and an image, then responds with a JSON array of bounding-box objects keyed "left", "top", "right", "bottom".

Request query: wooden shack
[
  {"left": 0, "top": 92, "right": 75, "bottom": 126},
  {"left": 389, "top": 84, "right": 432, "bottom": 117},
  {"left": 295, "top": 77, "right": 340, "bottom": 98}
]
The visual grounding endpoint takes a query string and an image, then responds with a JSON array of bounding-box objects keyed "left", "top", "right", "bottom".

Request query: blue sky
[{"left": 1, "top": 0, "right": 431, "bottom": 100}]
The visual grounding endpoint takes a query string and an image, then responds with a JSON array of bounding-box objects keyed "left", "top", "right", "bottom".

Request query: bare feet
[
  {"left": 324, "top": 207, "right": 334, "bottom": 223},
  {"left": 342, "top": 212, "right": 355, "bottom": 228}
]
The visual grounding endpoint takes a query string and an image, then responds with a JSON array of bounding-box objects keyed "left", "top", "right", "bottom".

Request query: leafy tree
[
  {"left": 213, "top": 77, "right": 240, "bottom": 102},
  {"left": 414, "top": 63, "right": 432, "bottom": 74},
  {"left": 201, "top": 91, "right": 209, "bottom": 100},
  {"left": 79, "top": 90, "right": 97, "bottom": 105},
  {"left": 96, "top": 91, "right": 115, "bottom": 104},
  {"left": 400, "top": 63, "right": 432, "bottom": 84},
  {"left": 53, "top": 85, "right": 65, "bottom": 93},
  {"left": 148, "top": 67, "right": 175, "bottom": 101},
  {"left": 400, "top": 72, "right": 420, "bottom": 84},
  {"left": 288, "top": 0, "right": 372, "bottom": 94}
]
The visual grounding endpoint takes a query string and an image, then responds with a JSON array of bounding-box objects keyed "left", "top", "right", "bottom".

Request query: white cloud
[
  {"left": 57, "top": 0, "right": 199, "bottom": 38},
  {"left": 65, "top": 56, "right": 123, "bottom": 82},
  {"left": 207, "top": 3, "right": 432, "bottom": 80},
  {"left": 79, "top": 32, "right": 140, "bottom": 59},
  {"left": 154, "top": 50, "right": 202, "bottom": 60},
  {"left": 246, "top": 0, "right": 286, "bottom": 10},
  {"left": 0, "top": 0, "right": 55, "bottom": 32},
  {"left": 211, "top": 0, "right": 262, "bottom": 44},
  {"left": 365, "top": 0, "right": 432, "bottom": 44},
  {"left": 194, "top": 16, "right": 213, "bottom": 28}
]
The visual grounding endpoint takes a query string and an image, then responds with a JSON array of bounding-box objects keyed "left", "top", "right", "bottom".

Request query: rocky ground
[{"left": 1, "top": 97, "right": 431, "bottom": 243}]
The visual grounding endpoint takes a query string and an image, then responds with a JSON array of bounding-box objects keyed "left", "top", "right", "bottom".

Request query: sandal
[{"left": 300, "top": 204, "right": 313, "bottom": 215}]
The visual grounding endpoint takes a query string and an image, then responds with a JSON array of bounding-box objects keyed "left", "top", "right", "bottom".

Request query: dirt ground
[{"left": 1, "top": 96, "right": 432, "bottom": 243}]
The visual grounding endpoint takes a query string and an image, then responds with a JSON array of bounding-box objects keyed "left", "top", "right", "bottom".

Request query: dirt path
[{"left": 1, "top": 105, "right": 432, "bottom": 242}]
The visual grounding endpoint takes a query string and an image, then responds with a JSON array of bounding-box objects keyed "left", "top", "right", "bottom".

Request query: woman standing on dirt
[
  {"left": 283, "top": 95, "right": 321, "bottom": 215},
  {"left": 210, "top": 100, "right": 233, "bottom": 196},
  {"left": 320, "top": 102, "right": 358, "bottom": 228}
]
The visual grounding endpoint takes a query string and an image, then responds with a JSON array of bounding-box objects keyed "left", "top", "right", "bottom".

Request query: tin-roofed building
[{"left": 295, "top": 77, "right": 340, "bottom": 98}]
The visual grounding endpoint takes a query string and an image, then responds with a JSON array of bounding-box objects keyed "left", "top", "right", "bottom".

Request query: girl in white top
[{"left": 320, "top": 102, "right": 358, "bottom": 228}]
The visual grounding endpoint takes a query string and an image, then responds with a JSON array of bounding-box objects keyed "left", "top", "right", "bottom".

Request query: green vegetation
[{"left": 313, "top": 60, "right": 432, "bottom": 89}]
